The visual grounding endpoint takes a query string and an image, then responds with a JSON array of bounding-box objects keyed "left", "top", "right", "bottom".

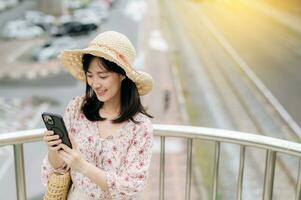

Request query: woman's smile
[{"left": 95, "top": 89, "right": 107, "bottom": 96}]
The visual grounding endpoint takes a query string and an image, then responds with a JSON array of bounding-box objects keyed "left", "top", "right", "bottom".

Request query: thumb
[{"left": 69, "top": 133, "right": 77, "bottom": 149}]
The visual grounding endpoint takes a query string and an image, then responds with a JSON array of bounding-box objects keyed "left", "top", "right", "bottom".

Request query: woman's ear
[{"left": 121, "top": 75, "right": 126, "bottom": 81}]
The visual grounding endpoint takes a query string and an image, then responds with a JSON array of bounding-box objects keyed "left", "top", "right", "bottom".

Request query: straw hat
[{"left": 60, "top": 31, "right": 153, "bottom": 95}]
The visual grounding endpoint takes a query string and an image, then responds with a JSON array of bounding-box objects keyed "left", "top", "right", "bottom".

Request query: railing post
[
  {"left": 236, "top": 145, "right": 245, "bottom": 200},
  {"left": 14, "top": 144, "right": 27, "bottom": 200},
  {"left": 263, "top": 150, "right": 276, "bottom": 200},
  {"left": 212, "top": 142, "right": 220, "bottom": 200},
  {"left": 185, "top": 138, "right": 193, "bottom": 200},
  {"left": 295, "top": 158, "right": 301, "bottom": 200},
  {"left": 159, "top": 136, "right": 166, "bottom": 200}
]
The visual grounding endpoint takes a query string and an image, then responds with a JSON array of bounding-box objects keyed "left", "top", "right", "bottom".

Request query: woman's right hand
[
  {"left": 43, "top": 130, "right": 62, "bottom": 152},
  {"left": 43, "top": 130, "right": 65, "bottom": 168}
]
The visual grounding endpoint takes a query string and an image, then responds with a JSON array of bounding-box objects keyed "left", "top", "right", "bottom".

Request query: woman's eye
[{"left": 99, "top": 76, "right": 108, "bottom": 79}]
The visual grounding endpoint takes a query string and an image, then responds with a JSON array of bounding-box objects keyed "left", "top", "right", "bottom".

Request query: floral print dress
[{"left": 41, "top": 95, "right": 153, "bottom": 200}]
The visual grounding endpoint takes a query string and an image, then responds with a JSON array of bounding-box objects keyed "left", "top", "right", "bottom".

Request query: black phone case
[{"left": 42, "top": 112, "right": 72, "bottom": 148}]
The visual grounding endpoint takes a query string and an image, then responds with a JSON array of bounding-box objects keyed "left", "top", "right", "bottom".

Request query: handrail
[
  {"left": 2, "top": 125, "right": 301, "bottom": 155},
  {"left": 1, "top": 124, "right": 301, "bottom": 200}
]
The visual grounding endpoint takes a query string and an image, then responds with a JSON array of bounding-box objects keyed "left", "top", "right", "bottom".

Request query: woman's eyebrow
[
  {"left": 97, "top": 71, "right": 109, "bottom": 74},
  {"left": 87, "top": 70, "right": 109, "bottom": 74}
]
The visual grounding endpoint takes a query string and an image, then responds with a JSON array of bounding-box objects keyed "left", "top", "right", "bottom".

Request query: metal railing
[{"left": 1, "top": 124, "right": 301, "bottom": 200}]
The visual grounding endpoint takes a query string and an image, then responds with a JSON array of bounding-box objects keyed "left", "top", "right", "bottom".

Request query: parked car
[
  {"left": 25, "top": 10, "right": 55, "bottom": 31},
  {"left": 73, "top": 9, "right": 102, "bottom": 25},
  {"left": 1, "top": 20, "right": 43, "bottom": 39},
  {"left": 32, "top": 37, "right": 78, "bottom": 61},
  {"left": 51, "top": 21, "right": 98, "bottom": 37},
  {"left": 57, "top": 14, "right": 73, "bottom": 25},
  {"left": 85, "top": 4, "right": 109, "bottom": 21},
  {"left": 3, "top": 0, "right": 18, "bottom": 8},
  {"left": 0, "top": 1, "right": 5, "bottom": 12}
]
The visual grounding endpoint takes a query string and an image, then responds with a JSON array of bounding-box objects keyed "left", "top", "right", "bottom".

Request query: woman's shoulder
[
  {"left": 64, "top": 95, "right": 85, "bottom": 117},
  {"left": 134, "top": 112, "right": 152, "bottom": 123},
  {"left": 132, "top": 113, "right": 153, "bottom": 132},
  {"left": 66, "top": 95, "right": 85, "bottom": 109}
]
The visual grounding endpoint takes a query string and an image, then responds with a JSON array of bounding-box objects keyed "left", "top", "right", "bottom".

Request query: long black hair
[{"left": 81, "top": 54, "right": 153, "bottom": 123}]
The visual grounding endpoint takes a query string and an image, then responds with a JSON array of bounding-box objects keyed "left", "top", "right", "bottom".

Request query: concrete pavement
[{"left": 139, "top": 0, "right": 202, "bottom": 199}]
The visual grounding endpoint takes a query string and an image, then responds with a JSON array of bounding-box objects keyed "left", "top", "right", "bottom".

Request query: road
[
  {"left": 163, "top": 0, "right": 301, "bottom": 199},
  {"left": 198, "top": 0, "right": 301, "bottom": 128}
]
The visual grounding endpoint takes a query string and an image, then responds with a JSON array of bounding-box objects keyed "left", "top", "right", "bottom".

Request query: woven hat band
[{"left": 88, "top": 43, "right": 132, "bottom": 69}]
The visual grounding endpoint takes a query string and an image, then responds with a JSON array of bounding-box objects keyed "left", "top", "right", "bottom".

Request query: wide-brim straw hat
[{"left": 59, "top": 31, "right": 153, "bottom": 95}]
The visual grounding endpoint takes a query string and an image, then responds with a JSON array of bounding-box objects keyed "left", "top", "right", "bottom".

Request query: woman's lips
[{"left": 95, "top": 89, "right": 107, "bottom": 96}]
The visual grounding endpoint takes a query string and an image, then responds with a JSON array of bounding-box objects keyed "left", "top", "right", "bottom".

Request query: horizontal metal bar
[
  {"left": 0, "top": 128, "right": 44, "bottom": 146},
  {"left": 2, "top": 125, "right": 301, "bottom": 157}
]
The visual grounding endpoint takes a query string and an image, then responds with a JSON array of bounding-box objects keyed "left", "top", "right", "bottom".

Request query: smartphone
[{"left": 42, "top": 112, "right": 72, "bottom": 148}]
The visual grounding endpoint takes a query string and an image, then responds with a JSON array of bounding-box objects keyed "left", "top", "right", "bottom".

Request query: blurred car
[
  {"left": 51, "top": 21, "right": 98, "bottom": 37},
  {"left": 32, "top": 37, "right": 77, "bottom": 61},
  {"left": 25, "top": 10, "right": 55, "bottom": 31},
  {"left": 0, "top": 1, "right": 6, "bottom": 12},
  {"left": 86, "top": 3, "right": 109, "bottom": 21},
  {"left": 57, "top": 14, "right": 73, "bottom": 25},
  {"left": 73, "top": 9, "right": 102, "bottom": 25},
  {"left": 66, "top": 0, "right": 87, "bottom": 10},
  {"left": 3, "top": 0, "right": 18, "bottom": 8},
  {"left": 1, "top": 20, "right": 44, "bottom": 39}
]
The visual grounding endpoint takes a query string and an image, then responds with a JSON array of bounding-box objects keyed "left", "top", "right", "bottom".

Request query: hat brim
[{"left": 60, "top": 47, "right": 153, "bottom": 96}]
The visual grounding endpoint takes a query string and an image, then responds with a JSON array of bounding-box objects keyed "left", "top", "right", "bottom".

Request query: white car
[
  {"left": 25, "top": 10, "right": 55, "bottom": 30},
  {"left": 3, "top": 0, "right": 17, "bottom": 8},
  {"left": 2, "top": 20, "right": 44, "bottom": 39},
  {"left": 32, "top": 37, "right": 78, "bottom": 61},
  {"left": 73, "top": 9, "right": 102, "bottom": 25},
  {"left": 0, "top": 1, "right": 6, "bottom": 12},
  {"left": 87, "top": 1, "right": 109, "bottom": 20}
]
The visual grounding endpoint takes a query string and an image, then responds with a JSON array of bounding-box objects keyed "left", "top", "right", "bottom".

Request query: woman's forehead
[{"left": 89, "top": 57, "right": 109, "bottom": 73}]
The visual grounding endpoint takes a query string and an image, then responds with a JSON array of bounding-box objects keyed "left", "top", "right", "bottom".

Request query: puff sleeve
[
  {"left": 41, "top": 96, "right": 81, "bottom": 186},
  {"left": 105, "top": 121, "right": 153, "bottom": 199}
]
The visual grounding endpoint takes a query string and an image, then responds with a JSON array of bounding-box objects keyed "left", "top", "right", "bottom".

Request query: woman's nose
[{"left": 90, "top": 78, "right": 101, "bottom": 88}]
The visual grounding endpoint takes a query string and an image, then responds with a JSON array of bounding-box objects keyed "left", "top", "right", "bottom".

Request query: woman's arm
[
  {"left": 58, "top": 135, "right": 109, "bottom": 191},
  {"left": 82, "top": 161, "right": 109, "bottom": 191}
]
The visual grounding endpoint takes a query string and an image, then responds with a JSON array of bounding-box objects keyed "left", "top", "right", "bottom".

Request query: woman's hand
[
  {"left": 43, "top": 130, "right": 65, "bottom": 168},
  {"left": 43, "top": 130, "right": 62, "bottom": 152},
  {"left": 58, "top": 134, "right": 87, "bottom": 173}
]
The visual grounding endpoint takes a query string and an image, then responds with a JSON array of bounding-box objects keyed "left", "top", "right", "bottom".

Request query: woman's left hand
[{"left": 58, "top": 134, "right": 87, "bottom": 172}]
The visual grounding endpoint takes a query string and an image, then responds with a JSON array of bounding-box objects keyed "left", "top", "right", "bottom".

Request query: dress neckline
[{"left": 95, "top": 119, "right": 132, "bottom": 140}]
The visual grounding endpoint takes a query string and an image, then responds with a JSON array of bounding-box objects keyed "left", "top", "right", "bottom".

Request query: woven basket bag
[{"left": 44, "top": 172, "right": 71, "bottom": 200}]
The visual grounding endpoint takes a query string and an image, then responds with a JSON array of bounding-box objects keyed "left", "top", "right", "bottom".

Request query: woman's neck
[{"left": 101, "top": 96, "right": 121, "bottom": 117}]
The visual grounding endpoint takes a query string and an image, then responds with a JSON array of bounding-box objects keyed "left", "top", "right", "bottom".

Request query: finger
[
  {"left": 69, "top": 134, "right": 77, "bottom": 149},
  {"left": 45, "top": 135, "right": 60, "bottom": 142},
  {"left": 59, "top": 143, "right": 72, "bottom": 153},
  {"left": 59, "top": 151, "right": 71, "bottom": 163},
  {"left": 47, "top": 139, "right": 62, "bottom": 147},
  {"left": 49, "top": 145, "right": 61, "bottom": 151},
  {"left": 44, "top": 131, "right": 54, "bottom": 136}
]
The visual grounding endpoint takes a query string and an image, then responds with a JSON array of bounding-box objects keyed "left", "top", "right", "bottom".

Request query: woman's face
[{"left": 86, "top": 57, "right": 124, "bottom": 103}]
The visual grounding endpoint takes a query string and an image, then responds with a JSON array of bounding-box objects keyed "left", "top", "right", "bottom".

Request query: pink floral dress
[{"left": 41, "top": 95, "right": 153, "bottom": 200}]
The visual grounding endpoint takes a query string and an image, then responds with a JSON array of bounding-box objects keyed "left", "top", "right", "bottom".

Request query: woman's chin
[{"left": 96, "top": 94, "right": 107, "bottom": 102}]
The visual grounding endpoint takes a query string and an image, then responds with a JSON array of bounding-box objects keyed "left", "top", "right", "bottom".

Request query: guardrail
[{"left": 1, "top": 125, "right": 301, "bottom": 200}]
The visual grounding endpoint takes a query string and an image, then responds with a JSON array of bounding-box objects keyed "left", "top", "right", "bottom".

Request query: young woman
[{"left": 41, "top": 31, "right": 154, "bottom": 200}]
